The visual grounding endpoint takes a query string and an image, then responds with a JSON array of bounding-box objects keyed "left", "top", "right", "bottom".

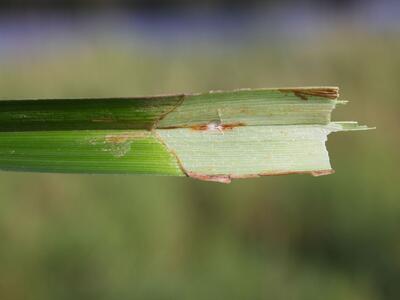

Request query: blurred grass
[{"left": 0, "top": 31, "right": 399, "bottom": 300}]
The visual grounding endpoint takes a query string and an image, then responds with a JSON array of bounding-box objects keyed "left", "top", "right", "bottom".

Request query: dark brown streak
[
  {"left": 190, "top": 122, "right": 246, "bottom": 131},
  {"left": 232, "top": 169, "right": 335, "bottom": 179},
  {"left": 185, "top": 169, "right": 334, "bottom": 184},
  {"left": 279, "top": 88, "right": 339, "bottom": 100},
  {"left": 186, "top": 172, "right": 232, "bottom": 184}
]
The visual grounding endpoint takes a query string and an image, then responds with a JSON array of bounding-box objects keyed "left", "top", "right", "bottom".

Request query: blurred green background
[{"left": 0, "top": 1, "right": 399, "bottom": 299}]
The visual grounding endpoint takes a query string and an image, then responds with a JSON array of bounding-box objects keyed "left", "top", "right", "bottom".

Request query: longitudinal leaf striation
[{"left": 0, "top": 87, "right": 370, "bottom": 183}]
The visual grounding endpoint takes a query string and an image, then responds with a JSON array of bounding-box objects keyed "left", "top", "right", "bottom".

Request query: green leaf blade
[{"left": 0, "top": 130, "right": 184, "bottom": 176}]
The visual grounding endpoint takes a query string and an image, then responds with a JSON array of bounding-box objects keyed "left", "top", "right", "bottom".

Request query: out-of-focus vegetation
[{"left": 0, "top": 14, "right": 399, "bottom": 300}]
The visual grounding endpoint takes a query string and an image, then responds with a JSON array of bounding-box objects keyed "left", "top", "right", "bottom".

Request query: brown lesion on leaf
[
  {"left": 257, "top": 169, "right": 335, "bottom": 177},
  {"left": 104, "top": 132, "right": 148, "bottom": 157},
  {"left": 190, "top": 122, "right": 245, "bottom": 132},
  {"left": 186, "top": 172, "right": 232, "bottom": 183},
  {"left": 88, "top": 132, "right": 150, "bottom": 158},
  {"left": 104, "top": 132, "right": 149, "bottom": 144},
  {"left": 159, "top": 122, "right": 246, "bottom": 132},
  {"left": 279, "top": 87, "right": 339, "bottom": 100},
  {"left": 187, "top": 169, "right": 334, "bottom": 184},
  {"left": 310, "top": 169, "right": 335, "bottom": 176}
]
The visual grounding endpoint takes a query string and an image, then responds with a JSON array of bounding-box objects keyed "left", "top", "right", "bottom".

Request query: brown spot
[
  {"left": 105, "top": 132, "right": 149, "bottom": 144},
  {"left": 256, "top": 169, "right": 334, "bottom": 177},
  {"left": 87, "top": 132, "right": 150, "bottom": 158},
  {"left": 189, "top": 124, "right": 209, "bottom": 131},
  {"left": 156, "top": 125, "right": 181, "bottom": 130},
  {"left": 257, "top": 169, "right": 334, "bottom": 177},
  {"left": 190, "top": 122, "right": 245, "bottom": 131},
  {"left": 229, "top": 174, "right": 260, "bottom": 179},
  {"left": 105, "top": 134, "right": 130, "bottom": 144},
  {"left": 279, "top": 88, "right": 339, "bottom": 100},
  {"left": 221, "top": 122, "right": 246, "bottom": 130},
  {"left": 310, "top": 169, "right": 335, "bottom": 176},
  {"left": 187, "top": 172, "right": 231, "bottom": 184},
  {"left": 185, "top": 169, "right": 334, "bottom": 183},
  {"left": 230, "top": 169, "right": 335, "bottom": 179}
]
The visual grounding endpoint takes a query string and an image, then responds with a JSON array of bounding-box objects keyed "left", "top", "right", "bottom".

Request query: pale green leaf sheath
[{"left": 0, "top": 87, "right": 371, "bottom": 183}]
